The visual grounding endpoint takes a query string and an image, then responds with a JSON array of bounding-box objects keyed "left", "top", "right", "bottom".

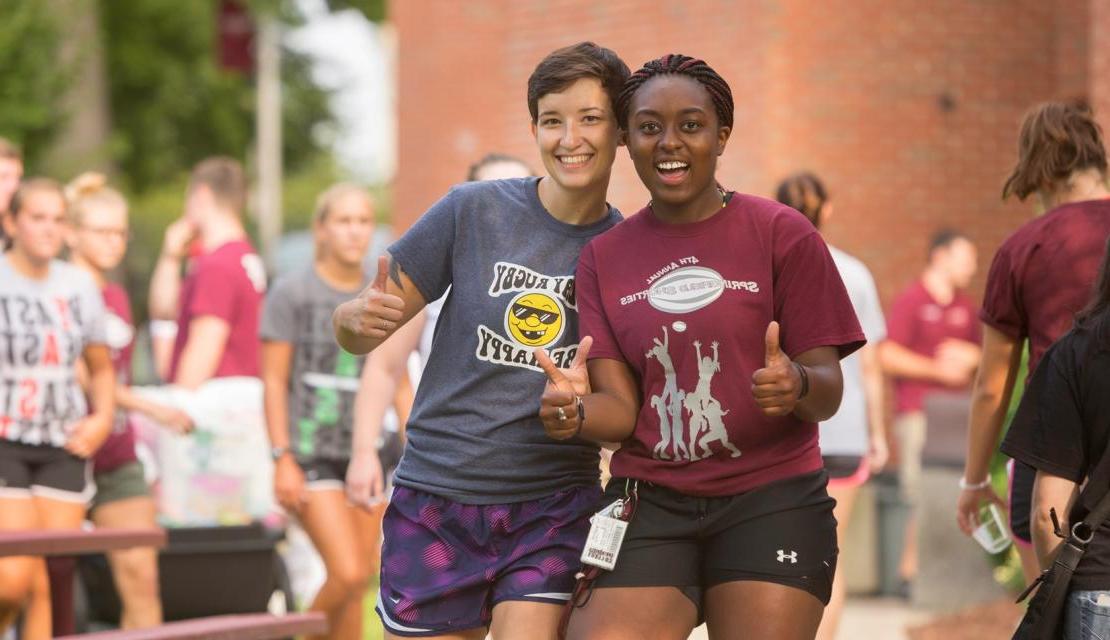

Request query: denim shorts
[{"left": 1065, "top": 590, "right": 1110, "bottom": 640}]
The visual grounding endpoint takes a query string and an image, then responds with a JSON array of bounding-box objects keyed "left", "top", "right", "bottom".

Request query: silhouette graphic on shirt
[
  {"left": 647, "top": 327, "right": 688, "bottom": 460},
  {"left": 646, "top": 327, "right": 741, "bottom": 461}
]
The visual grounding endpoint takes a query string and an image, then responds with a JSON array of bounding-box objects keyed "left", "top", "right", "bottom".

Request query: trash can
[
  {"left": 874, "top": 470, "right": 910, "bottom": 596},
  {"left": 77, "top": 522, "right": 293, "bottom": 627}
]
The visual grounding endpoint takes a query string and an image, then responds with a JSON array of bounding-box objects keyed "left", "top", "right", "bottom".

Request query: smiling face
[
  {"left": 531, "top": 77, "right": 620, "bottom": 194},
  {"left": 626, "top": 74, "right": 731, "bottom": 215},
  {"left": 506, "top": 292, "right": 564, "bottom": 347}
]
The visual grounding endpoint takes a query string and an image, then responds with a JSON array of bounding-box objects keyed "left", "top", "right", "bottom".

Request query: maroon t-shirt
[
  {"left": 170, "top": 239, "right": 266, "bottom": 381},
  {"left": 886, "top": 280, "right": 980, "bottom": 414},
  {"left": 981, "top": 198, "right": 1110, "bottom": 378},
  {"left": 578, "top": 194, "right": 865, "bottom": 496},
  {"left": 93, "top": 283, "right": 138, "bottom": 473}
]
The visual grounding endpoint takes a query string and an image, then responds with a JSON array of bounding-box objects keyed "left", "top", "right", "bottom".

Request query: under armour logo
[{"left": 777, "top": 550, "right": 797, "bottom": 564}]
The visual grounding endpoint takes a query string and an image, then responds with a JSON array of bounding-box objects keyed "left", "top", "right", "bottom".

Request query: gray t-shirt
[
  {"left": 0, "top": 255, "right": 107, "bottom": 446},
  {"left": 820, "top": 246, "right": 886, "bottom": 456},
  {"left": 260, "top": 266, "right": 368, "bottom": 460},
  {"left": 390, "top": 177, "right": 622, "bottom": 504}
]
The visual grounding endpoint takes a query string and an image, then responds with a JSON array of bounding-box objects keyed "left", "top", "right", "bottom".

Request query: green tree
[
  {"left": 0, "top": 0, "right": 72, "bottom": 170},
  {"left": 97, "top": 0, "right": 332, "bottom": 193}
]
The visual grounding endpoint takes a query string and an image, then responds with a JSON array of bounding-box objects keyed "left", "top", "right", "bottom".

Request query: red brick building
[{"left": 392, "top": 0, "right": 1110, "bottom": 304}]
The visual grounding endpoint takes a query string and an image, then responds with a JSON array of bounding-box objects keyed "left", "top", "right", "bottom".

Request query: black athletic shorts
[
  {"left": 822, "top": 455, "right": 864, "bottom": 479},
  {"left": 1010, "top": 460, "right": 1035, "bottom": 543},
  {"left": 594, "top": 470, "right": 838, "bottom": 616},
  {"left": 298, "top": 430, "right": 404, "bottom": 491},
  {"left": 0, "top": 440, "right": 93, "bottom": 503}
]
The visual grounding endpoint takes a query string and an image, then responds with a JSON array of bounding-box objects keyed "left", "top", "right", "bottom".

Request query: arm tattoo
[{"left": 388, "top": 257, "right": 405, "bottom": 291}]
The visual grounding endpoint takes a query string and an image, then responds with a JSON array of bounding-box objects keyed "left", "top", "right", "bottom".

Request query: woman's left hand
[
  {"left": 751, "top": 322, "right": 803, "bottom": 417},
  {"left": 65, "top": 413, "right": 113, "bottom": 458},
  {"left": 868, "top": 433, "right": 890, "bottom": 473}
]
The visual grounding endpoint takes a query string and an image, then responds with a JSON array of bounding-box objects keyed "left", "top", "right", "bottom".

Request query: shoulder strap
[{"left": 1077, "top": 482, "right": 1110, "bottom": 539}]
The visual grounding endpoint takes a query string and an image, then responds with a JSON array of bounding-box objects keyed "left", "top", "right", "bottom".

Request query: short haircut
[
  {"left": 527, "top": 42, "right": 630, "bottom": 124},
  {"left": 466, "top": 153, "right": 532, "bottom": 182},
  {"left": 928, "top": 228, "right": 968, "bottom": 257},
  {"left": 189, "top": 156, "right": 247, "bottom": 214},
  {"left": 0, "top": 137, "right": 21, "bottom": 162},
  {"left": 1002, "top": 99, "right": 1108, "bottom": 201}
]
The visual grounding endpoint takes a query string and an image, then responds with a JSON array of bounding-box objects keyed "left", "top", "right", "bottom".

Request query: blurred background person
[
  {"left": 261, "top": 184, "right": 379, "bottom": 640},
  {"left": 958, "top": 100, "right": 1110, "bottom": 584},
  {"left": 0, "top": 137, "right": 22, "bottom": 219},
  {"left": 345, "top": 152, "right": 534, "bottom": 507},
  {"left": 0, "top": 138, "right": 22, "bottom": 250},
  {"left": 879, "top": 229, "right": 981, "bottom": 592},
  {"left": 0, "top": 178, "right": 115, "bottom": 639},
  {"left": 62, "top": 172, "right": 195, "bottom": 630},
  {"left": 776, "top": 172, "right": 888, "bottom": 640},
  {"left": 148, "top": 157, "right": 266, "bottom": 389}
]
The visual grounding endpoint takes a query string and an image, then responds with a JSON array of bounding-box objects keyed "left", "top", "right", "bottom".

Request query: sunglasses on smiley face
[{"left": 512, "top": 302, "right": 560, "bottom": 325}]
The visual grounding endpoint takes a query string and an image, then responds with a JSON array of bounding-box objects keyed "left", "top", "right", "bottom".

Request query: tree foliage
[
  {"left": 98, "top": 0, "right": 333, "bottom": 193},
  {"left": 0, "top": 0, "right": 72, "bottom": 170}
]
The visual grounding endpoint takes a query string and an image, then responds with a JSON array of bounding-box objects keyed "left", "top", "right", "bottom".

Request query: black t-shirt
[{"left": 1001, "top": 327, "right": 1110, "bottom": 590}]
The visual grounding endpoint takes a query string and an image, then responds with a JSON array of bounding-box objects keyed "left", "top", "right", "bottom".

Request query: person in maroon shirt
[
  {"left": 879, "top": 229, "right": 981, "bottom": 588},
  {"left": 956, "top": 100, "right": 1110, "bottom": 584},
  {"left": 536, "top": 54, "right": 864, "bottom": 639},
  {"left": 148, "top": 157, "right": 266, "bottom": 389},
  {"left": 59, "top": 173, "right": 196, "bottom": 631}
]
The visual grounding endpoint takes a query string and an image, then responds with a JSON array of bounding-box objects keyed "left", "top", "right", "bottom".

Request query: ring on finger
[{"left": 556, "top": 407, "right": 567, "bottom": 422}]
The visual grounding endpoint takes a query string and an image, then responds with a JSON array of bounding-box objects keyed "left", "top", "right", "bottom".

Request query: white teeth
[
  {"left": 656, "top": 161, "right": 689, "bottom": 170},
  {"left": 559, "top": 155, "right": 591, "bottom": 164}
]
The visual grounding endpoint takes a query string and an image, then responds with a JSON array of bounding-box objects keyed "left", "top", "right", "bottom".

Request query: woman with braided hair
[{"left": 535, "top": 54, "right": 864, "bottom": 638}]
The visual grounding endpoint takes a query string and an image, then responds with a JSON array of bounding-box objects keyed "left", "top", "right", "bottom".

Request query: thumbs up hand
[
  {"left": 535, "top": 337, "right": 593, "bottom": 440},
  {"left": 341, "top": 255, "right": 406, "bottom": 340},
  {"left": 751, "top": 321, "right": 803, "bottom": 417}
]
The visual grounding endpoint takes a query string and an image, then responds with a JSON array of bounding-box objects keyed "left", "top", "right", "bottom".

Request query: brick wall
[{"left": 392, "top": 0, "right": 1097, "bottom": 305}]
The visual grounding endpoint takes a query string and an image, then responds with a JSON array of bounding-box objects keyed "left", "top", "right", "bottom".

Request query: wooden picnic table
[
  {"left": 0, "top": 527, "right": 166, "bottom": 557},
  {"left": 55, "top": 612, "right": 328, "bottom": 640}
]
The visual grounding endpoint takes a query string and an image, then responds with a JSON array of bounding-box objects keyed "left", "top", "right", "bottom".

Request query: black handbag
[{"left": 1012, "top": 486, "right": 1110, "bottom": 640}]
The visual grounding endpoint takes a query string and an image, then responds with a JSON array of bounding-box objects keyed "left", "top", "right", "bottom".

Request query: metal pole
[{"left": 256, "top": 16, "right": 282, "bottom": 268}]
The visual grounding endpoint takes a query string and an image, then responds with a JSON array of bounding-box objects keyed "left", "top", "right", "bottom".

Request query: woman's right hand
[
  {"left": 956, "top": 483, "right": 1006, "bottom": 535},
  {"left": 346, "top": 449, "right": 386, "bottom": 511},
  {"left": 335, "top": 256, "right": 405, "bottom": 340},
  {"left": 274, "top": 455, "right": 307, "bottom": 515},
  {"left": 535, "top": 337, "right": 592, "bottom": 440}
]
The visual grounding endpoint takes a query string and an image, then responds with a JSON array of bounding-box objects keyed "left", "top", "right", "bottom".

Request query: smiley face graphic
[{"left": 505, "top": 291, "right": 565, "bottom": 347}]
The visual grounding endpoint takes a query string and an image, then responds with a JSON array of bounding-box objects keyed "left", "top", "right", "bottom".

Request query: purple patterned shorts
[{"left": 375, "top": 484, "right": 600, "bottom": 636}]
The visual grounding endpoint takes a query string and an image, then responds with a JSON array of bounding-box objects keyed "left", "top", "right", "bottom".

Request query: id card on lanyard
[{"left": 580, "top": 480, "right": 638, "bottom": 571}]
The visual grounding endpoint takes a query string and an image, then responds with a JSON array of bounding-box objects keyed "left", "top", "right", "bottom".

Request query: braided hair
[{"left": 616, "top": 54, "right": 734, "bottom": 129}]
